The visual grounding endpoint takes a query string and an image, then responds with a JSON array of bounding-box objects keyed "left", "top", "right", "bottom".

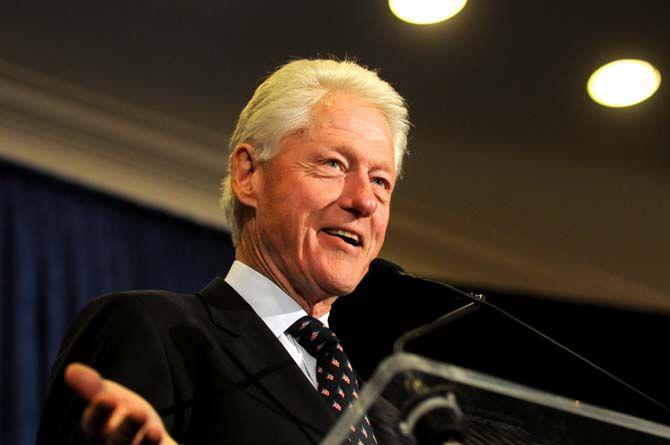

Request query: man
[{"left": 37, "top": 58, "right": 410, "bottom": 445}]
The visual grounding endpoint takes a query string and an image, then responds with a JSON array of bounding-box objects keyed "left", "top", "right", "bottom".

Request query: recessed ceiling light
[
  {"left": 389, "top": 0, "right": 468, "bottom": 25},
  {"left": 587, "top": 59, "right": 661, "bottom": 108}
]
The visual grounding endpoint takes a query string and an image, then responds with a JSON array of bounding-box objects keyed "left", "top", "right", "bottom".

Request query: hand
[{"left": 65, "top": 363, "right": 178, "bottom": 445}]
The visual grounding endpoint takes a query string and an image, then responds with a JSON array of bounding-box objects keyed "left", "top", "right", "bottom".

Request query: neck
[{"left": 235, "top": 239, "right": 337, "bottom": 317}]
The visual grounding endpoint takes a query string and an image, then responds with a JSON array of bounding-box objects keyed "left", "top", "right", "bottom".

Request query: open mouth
[{"left": 321, "top": 228, "right": 361, "bottom": 247}]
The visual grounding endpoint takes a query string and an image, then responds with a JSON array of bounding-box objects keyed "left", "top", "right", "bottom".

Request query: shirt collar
[{"left": 224, "top": 260, "right": 329, "bottom": 338}]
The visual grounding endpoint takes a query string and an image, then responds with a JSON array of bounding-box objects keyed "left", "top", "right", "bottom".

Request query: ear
[{"left": 231, "top": 143, "right": 260, "bottom": 209}]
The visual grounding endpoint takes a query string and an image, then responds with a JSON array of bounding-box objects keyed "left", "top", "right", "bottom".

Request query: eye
[
  {"left": 324, "top": 159, "right": 342, "bottom": 170},
  {"left": 372, "top": 177, "right": 389, "bottom": 189}
]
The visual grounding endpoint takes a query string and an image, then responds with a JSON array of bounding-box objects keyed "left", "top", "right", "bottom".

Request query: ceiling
[{"left": 0, "top": 1, "right": 668, "bottom": 311}]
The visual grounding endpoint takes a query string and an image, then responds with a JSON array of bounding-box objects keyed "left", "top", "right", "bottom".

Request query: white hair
[{"left": 221, "top": 58, "right": 410, "bottom": 244}]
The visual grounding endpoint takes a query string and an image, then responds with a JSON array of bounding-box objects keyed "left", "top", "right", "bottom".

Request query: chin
[{"left": 314, "top": 264, "right": 366, "bottom": 296}]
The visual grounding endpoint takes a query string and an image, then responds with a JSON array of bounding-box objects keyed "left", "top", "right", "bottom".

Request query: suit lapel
[{"left": 196, "top": 277, "right": 336, "bottom": 440}]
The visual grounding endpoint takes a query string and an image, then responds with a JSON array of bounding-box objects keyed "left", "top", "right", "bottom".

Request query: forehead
[{"left": 308, "top": 94, "right": 396, "bottom": 172}]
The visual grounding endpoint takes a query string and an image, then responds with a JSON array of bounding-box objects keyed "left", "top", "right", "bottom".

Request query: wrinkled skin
[{"left": 234, "top": 92, "right": 396, "bottom": 318}]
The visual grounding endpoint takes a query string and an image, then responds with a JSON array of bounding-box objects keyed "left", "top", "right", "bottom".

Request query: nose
[{"left": 340, "top": 171, "right": 378, "bottom": 218}]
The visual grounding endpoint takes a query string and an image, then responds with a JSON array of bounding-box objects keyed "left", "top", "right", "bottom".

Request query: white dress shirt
[{"left": 224, "top": 260, "right": 329, "bottom": 389}]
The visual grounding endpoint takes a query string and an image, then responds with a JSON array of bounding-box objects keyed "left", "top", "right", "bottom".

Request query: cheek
[
  {"left": 372, "top": 211, "right": 390, "bottom": 241},
  {"left": 367, "top": 224, "right": 389, "bottom": 257},
  {"left": 297, "top": 183, "right": 341, "bottom": 219},
  {"left": 265, "top": 192, "right": 323, "bottom": 241}
]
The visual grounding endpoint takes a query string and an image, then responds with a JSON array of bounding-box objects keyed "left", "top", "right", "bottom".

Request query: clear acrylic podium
[{"left": 322, "top": 353, "right": 670, "bottom": 445}]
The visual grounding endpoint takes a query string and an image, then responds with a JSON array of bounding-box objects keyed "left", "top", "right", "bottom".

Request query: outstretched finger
[
  {"left": 82, "top": 398, "right": 116, "bottom": 438},
  {"left": 106, "top": 412, "right": 147, "bottom": 445},
  {"left": 139, "top": 425, "right": 162, "bottom": 445},
  {"left": 65, "top": 362, "right": 104, "bottom": 401}
]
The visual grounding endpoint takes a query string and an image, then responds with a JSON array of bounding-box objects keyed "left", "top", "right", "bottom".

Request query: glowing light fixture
[
  {"left": 389, "top": 0, "right": 467, "bottom": 25},
  {"left": 587, "top": 59, "right": 661, "bottom": 108}
]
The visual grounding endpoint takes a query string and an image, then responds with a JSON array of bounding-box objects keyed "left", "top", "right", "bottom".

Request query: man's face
[{"left": 252, "top": 93, "right": 396, "bottom": 301}]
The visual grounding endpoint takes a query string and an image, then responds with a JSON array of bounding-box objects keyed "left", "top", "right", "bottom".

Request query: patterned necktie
[{"left": 287, "top": 316, "right": 377, "bottom": 445}]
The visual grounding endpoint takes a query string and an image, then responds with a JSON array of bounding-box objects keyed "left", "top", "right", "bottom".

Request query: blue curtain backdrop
[{"left": 0, "top": 159, "right": 235, "bottom": 445}]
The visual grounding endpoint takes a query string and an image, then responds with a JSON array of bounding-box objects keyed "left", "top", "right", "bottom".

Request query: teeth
[{"left": 324, "top": 228, "right": 359, "bottom": 244}]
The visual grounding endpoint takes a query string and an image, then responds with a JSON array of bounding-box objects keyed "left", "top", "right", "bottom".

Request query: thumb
[{"left": 65, "top": 362, "right": 104, "bottom": 401}]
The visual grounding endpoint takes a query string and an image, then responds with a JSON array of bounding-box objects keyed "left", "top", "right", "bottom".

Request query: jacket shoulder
[{"left": 66, "top": 286, "right": 211, "bottom": 338}]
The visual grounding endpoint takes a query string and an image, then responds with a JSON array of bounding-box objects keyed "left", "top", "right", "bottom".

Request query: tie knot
[{"left": 287, "top": 316, "right": 340, "bottom": 358}]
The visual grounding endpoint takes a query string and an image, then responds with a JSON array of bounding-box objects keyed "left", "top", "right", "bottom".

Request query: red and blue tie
[{"left": 287, "top": 316, "right": 377, "bottom": 445}]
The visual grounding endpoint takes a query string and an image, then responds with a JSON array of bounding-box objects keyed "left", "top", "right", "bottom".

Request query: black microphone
[{"left": 369, "top": 258, "right": 670, "bottom": 421}]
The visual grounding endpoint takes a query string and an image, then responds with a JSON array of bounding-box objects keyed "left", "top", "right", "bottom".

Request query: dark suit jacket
[{"left": 37, "top": 277, "right": 411, "bottom": 445}]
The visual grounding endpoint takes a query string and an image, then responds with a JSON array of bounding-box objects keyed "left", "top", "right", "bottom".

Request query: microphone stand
[
  {"left": 393, "top": 296, "right": 485, "bottom": 445},
  {"left": 398, "top": 270, "right": 670, "bottom": 419},
  {"left": 376, "top": 259, "right": 670, "bottom": 443}
]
